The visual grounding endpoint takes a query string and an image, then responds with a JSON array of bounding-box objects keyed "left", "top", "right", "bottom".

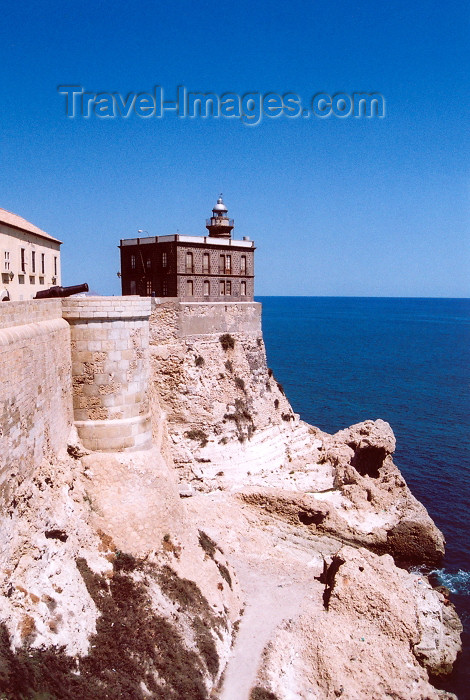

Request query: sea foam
[{"left": 431, "top": 569, "right": 470, "bottom": 595}]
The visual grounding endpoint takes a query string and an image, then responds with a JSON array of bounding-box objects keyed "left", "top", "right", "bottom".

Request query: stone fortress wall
[
  {"left": 0, "top": 297, "right": 261, "bottom": 495},
  {"left": 0, "top": 300, "right": 72, "bottom": 502},
  {"left": 149, "top": 298, "right": 261, "bottom": 342}
]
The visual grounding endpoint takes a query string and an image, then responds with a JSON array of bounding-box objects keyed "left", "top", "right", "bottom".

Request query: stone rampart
[
  {"left": 149, "top": 300, "right": 261, "bottom": 343},
  {"left": 62, "top": 297, "right": 152, "bottom": 452},
  {"left": 0, "top": 300, "right": 72, "bottom": 502},
  {"left": 0, "top": 298, "right": 63, "bottom": 330},
  {"left": 0, "top": 297, "right": 260, "bottom": 478}
]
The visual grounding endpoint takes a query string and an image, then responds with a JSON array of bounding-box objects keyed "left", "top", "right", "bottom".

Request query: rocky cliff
[{"left": 0, "top": 301, "right": 462, "bottom": 699}]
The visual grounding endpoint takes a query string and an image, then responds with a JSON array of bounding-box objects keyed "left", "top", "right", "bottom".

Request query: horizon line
[{"left": 254, "top": 295, "right": 470, "bottom": 300}]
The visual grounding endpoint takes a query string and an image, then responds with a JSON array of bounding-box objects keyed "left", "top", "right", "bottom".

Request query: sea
[{"left": 258, "top": 297, "right": 470, "bottom": 697}]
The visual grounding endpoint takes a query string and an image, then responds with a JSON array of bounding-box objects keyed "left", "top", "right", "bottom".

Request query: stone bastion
[{"left": 0, "top": 297, "right": 261, "bottom": 492}]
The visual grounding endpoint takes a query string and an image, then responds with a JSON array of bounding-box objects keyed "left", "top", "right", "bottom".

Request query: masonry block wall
[
  {"left": 149, "top": 299, "right": 261, "bottom": 342},
  {"left": 0, "top": 300, "right": 73, "bottom": 503},
  {"left": 0, "top": 297, "right": 259, "bottom": 484},
  {"left": 62, "top": 297, "right": 152, "bottom": 452}
]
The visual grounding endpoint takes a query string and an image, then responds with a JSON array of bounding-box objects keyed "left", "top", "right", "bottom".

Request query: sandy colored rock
[
  {"left": 251, "top": 545, "right": 460, "bottom": 700},
  {"left": 0, "top": 443, "right": 240, "bottom": 697},
  {"left": 0, "top": 304, "right": 462, "bottom": 699}
]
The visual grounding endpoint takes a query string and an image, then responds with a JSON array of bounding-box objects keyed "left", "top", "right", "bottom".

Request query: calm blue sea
[{"left": 258, "top": 297, "right": 470, "bottom": 697}]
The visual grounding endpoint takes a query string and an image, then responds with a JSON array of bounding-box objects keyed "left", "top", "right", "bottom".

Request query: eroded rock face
[
  {"left": 234, "top": 448, "right": 445, "bottom": 572},
  {"left": 252, "top": 546, "right": 461, "bottom": 700},
  {"left": 184, "top": 486, "right": 461, "bottom": 700},
  {"left": 148, "top": 329, "right": 298, "bottom": 487},
  {"left": 0, "top": 438, "right": 240, "bottom": 699},
  {"left": 321, "top": 420, "right": 446, "bottom": 568},
  {"left": 149, "top": 323, "right": 446, "bottom": 570},
  {"left": 146, "top": 325, "right": 460, "bottom": 698}
]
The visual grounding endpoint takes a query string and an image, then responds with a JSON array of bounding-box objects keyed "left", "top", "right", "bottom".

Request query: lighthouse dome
[{"left": 213, "top": 195, "right": 228, "bottom": 214}]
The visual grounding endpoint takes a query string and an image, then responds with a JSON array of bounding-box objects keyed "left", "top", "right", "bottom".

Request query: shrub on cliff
[
  {"left": 0, "top": 556, "right": 222, "bottom": 700},
  {"left": 219, "top": 334, "right": 235, "bottom": 351},
  {"left": 185, "top": 429, "right": 208, "bottom": 447},
  {"left": 235, "top": 377, "right": 245, "bottom": 391},
  {"left": 224, "top": 399, "right": 255, "bottom": 442}
]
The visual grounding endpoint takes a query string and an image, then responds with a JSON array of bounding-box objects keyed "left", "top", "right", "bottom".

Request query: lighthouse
[{"left": 205, "top": 195, "right": 234, "bottom": 238}]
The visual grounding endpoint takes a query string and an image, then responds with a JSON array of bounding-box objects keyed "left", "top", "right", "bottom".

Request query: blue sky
[{"left": 1, "top": 0, "right": 468, "bottom": 296}]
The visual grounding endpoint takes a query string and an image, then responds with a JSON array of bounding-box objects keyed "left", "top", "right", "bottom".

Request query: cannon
[{"left": 34, "top": 283, "right": 89, "bottom": 299}]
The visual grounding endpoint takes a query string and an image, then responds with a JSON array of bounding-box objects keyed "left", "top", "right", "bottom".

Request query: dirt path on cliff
[
  {"left": 185, "top": 492, "right": 332, "bottom": 700},
  {"left": 218, "top": 562, "right": 313, "bottom": 700}
]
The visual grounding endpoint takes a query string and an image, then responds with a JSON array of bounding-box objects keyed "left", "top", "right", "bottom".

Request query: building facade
[
  {"left": 119, "top": 197, "right": 255, "bottom": 302},
  {"left": 0, "top": 208, "right": 62, "bottom": 301}
]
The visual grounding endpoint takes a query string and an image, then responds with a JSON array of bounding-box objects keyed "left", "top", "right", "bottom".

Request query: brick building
[{"left": 119, "top": 197, "right": 255, "bottom": 301}]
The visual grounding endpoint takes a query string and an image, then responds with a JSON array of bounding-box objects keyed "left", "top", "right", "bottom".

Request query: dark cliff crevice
[
  {"left": 348, "top": 444, "right": 387, "bottom": 478},
  {"left": 316, "top": 555, "right": 346, "bottom": 610}
]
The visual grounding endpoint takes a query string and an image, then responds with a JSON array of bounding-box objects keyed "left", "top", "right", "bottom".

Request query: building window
[
  {"left": 18, "top": 275, "right": 25, "bottom": 284},
  {"left": 219, "top": 280, "right": 225, "bottom": 296},
  {"left": 3, "top": 251, "right": 10, "bottom": 272},
  {"left": 54, "top": 257, "right": 57, "bottom": 276},
  {"left": 162, "top": 252, "right": 167, "bottom": 268},
  {"left": 131, "top": 254, "right": 136, "bottom": 269},
  {"left": 162, "top": 280, "right": 168, "bottom": 296},
  {"left": 39, "top": 277, "right": 44, "bottom": 285},
  {"left": 226, "top": 280, "right": 232, "bottom": 295},
  {"left": 187, "top": 280, "right": 194, "bottom": 296},
  {"left": 130, "top": 280, "right": 137, "bottom": 294},
  {"left": 225, "top": 255, "right": 231, "bottom": 273},
  {"left": 31, "top": 251, "right": 36, "bottom": 273},
  {"left": 41, "top": 253, "right": 45, "bottom": 274},
  {"left": 241, "top": 281, "right": 247, "bottom": 296},
  {"left": 146, "top": 280, "right": 152, "bottom": 295},
  {"left": 240, "top": 255, "right": 246, "bottom": 274},
  {"left": 203, "top": 280, "right": 210, "bottom": 296},
  {"left": 203, "top": 253, "right": 210, "bottom": 273},
  {"left": 20, "top": 248, "right": 26, "bottom": 272},
  {"left": 146, "top": 258, "right": 151, "bottom": 269},
  {"left": 219, "top": 254, "right": 225, "bottom": 273},
  {"left": 29, "top": 275, "right": 35, "bottom": 284},
  {"left": 186, "top": 252, "right": 194, "bottom": 273}
]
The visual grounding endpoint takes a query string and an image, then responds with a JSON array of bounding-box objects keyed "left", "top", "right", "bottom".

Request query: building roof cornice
[
  {"left": 0, "top": 207, "right": 62, "bottom": 244},
  {"left": 119, "top": 234, "right": 254, "bottom": 249}
]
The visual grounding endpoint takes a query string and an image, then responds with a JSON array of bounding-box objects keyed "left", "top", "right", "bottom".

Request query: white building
[{"left": 0, "top": 208, "right": 62, "bottom": 301}]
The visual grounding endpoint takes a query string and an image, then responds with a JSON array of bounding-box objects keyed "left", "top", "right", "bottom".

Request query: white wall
[{"left": 0, "top": 224, "right": 61, "bottom": 301}]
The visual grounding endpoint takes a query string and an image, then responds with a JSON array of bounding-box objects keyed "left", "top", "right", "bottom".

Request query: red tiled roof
[{"left": 0, "top": 207, "right": 62, "bottom": 244}]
